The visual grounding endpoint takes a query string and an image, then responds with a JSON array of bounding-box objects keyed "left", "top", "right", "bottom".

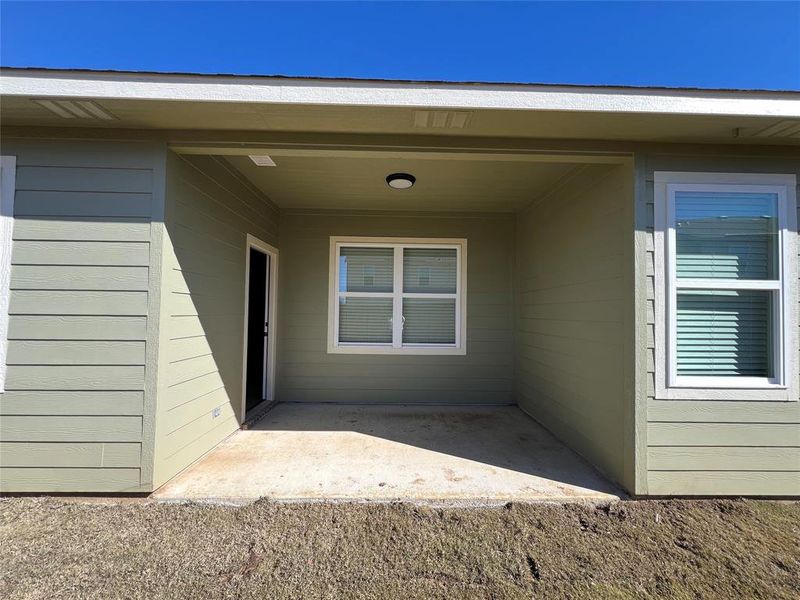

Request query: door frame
[{"left": 240, "top": 234, "right": 279, "bottom": 421}]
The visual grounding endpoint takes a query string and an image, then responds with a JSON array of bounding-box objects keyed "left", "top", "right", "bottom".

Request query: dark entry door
[{"left": 246, "top": 248, "right": 268, "bottom": 414}]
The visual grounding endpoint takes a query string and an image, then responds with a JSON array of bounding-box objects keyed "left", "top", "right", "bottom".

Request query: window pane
[
  {"left": 675, "top": 191, "right": 778, "bottom": 280},
  {"left": 402, "top": 298, "right": 456, "bottom": 344},
  {"left": 403, "top": 248, "right": 457, "bottom": 293},
  {"left": 339, "top": 247, "right": 393, "bottom": 292},
  {"left": 677, "top": 290, "right": 772, "bottom": 377},
  {"left": 339, "top": 297, "right": 393, "bottom": 344}
]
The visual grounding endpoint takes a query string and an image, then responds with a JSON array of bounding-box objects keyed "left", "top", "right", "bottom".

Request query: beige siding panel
[
  {"left": 648, "top": 447, "right": 800, "bottom": 471},
  {"left": 11, "top": 265, "right": 149, "bottom": 291},
  {"left": 1, "top": 416, "right": 142, "bottom": 442},
  {"left": 15, "top": 166, "right": 153, "bottom": 193},
  {"left": 0, "top": 468, "right": 142, "bottom": 493},
  {"left": 0, "top": 138, "right": 161, "bottom": 493},
  {"left": 12, "top": 241, "right": 150, "bottom": 266},
  {"left": 0, "top": 391, "right": 144, "bottom": 416},
  {"left": 8, "top": 316, "right": 147, "bottom": 340},
  {"left": 9, "top": 290, "right": 148, "bottom": 316},
  {"left": 0, "top": 442, "right": 141, "bottom": 468},
  {"left": 279, "top": 363, "right": 513, "bottom": 380},
  {"left": 647, "top": 399, "right": 800, "bottom": 424},
  {"left": 161, "top": 402, "right": 236, "bottom": 457},
  {"left": 164, "top": 372, "right": 225, "bottom": 411},
  {"left": 14, "top": 191, "right": 152, "bottom": 218},
  {"left": 648, "top": 423, "right": 800, "bottom": 447},
  {"left": 648, "top": 471, "right": 800, "bottom": 496},
  {"left": 639, "top": 154, "right": 800, "bottom": 495},
  {"left": 514, "top": 164, "right": 632, "bottom": 487},
  {"left": 10, "top": 138, "right": 158, "bottom": 169},
  {"left": 278, "top": 388, "right": 513, "bottom": 405},
  {"left": 6, "top": 341, "right": 146, "bottom": 365},
  {"left": 4, "top": 364, "right": 144, "bottom": 391},
  {"left": 152, "top": 152, "right": 278, "bottom": 488},
  {"left": 163, "top": 387, "right": 231, "bottom": 434},
  {"left": 13, "top": 217, "right": 151, "bottom": 242},
  {"left": 167, "top": 354, "right": 229, "bottom": 387}
]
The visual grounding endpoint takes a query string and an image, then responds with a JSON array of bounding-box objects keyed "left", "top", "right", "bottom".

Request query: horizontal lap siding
[
  {"left": 640, "top": 155, "right": 800, "bottom": 496},
  {"left": 514, "top": 164, "right": 632, "bottom": 486},
  {"left": 278, "top": 212, "right": 515, "bottom": 404},
  {"left": 0, "top": 139, "right": 160, "bottom": 493},
  {"left": 153, "top": 153, "right": 279, "bottom": 488}
]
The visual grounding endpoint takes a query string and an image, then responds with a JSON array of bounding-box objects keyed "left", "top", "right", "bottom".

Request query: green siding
[
  {"left": 277, "top": 211, "right": 515, "bottom": 404},
  {"left": 514, "top": 164, "right": 634, "bottom": 487},
  {"left": 0, "top": 138, "right": 163, "bottom": 493},
  {"left": 152, "top": 153, "right": 279, "bottom": 488},
  {"left": 638, "top": 154, "right": 800, "bottom": 496}
]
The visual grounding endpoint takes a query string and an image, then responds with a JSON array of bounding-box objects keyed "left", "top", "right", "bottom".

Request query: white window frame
[
  {"left": 0, "top": 156, "right": 17, "bottom": 393},
  {"left": 327, "top": 236, "right": 467, "bottom": 355},
  {"left": 654, "top": 171, "right": 798, "bottom": 401}
]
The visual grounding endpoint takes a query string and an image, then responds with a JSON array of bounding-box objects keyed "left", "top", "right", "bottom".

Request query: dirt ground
[{"left": 1, "top": 498, "right": 798, "bottom": 600}]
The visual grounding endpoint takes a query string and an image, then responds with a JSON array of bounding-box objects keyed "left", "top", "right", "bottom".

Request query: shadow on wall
[{"left": 156, "top": 153, "right": 280, "bottom": 484}]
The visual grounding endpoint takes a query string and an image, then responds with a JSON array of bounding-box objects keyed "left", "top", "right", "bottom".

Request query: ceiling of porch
[{"left": 224, "top": 153, "right": 579, "bottom": 212}]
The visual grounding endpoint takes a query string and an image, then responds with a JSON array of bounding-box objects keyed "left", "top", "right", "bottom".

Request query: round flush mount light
[{"left": 386, "top": 173, "right": 416, "bottom": 190}]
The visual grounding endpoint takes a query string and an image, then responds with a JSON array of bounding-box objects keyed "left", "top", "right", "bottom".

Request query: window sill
[
  {"left": 327, "top": 344, "right": 466, "bottom": 356},
  {"left": 655, "top": 386, "right": 796, "bottom": 402}
]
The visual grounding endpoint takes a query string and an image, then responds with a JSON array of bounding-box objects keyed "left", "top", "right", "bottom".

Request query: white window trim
[
  {"left": 327, "top": 236, "right": 467, "bottom": 355},
  {"left": 654, "top": 171, "right": 798, "bottom": 401},
  {"left": 0, "top": 156, "right": 17, "bottom": 393}
]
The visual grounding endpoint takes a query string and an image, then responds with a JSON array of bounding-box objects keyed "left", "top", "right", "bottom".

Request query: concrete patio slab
[{"left": 153, "top": 404, "right": 621, "bottom": 504}]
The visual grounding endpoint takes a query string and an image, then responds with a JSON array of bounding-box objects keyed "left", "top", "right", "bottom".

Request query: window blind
[
  {"left": 675, "top": 191, "right": 778, "bottom": 280},
  {"left": 402, "top": 298, "right": 456, "bottom": 344},
  {"left": 339, "top": 247, "right": 394, "bottom": 292},
  {"left": 403, "top": 248, "right": 457, "bottom": 293},
  {"left": 672, "top": 190, "right": 780, "bottom": 380},
  {"left": 676, "top": 290, "right": 771, "bottom": 377},
  {"left": 338, "top": 297, "right": 393, "bottom": 344}
]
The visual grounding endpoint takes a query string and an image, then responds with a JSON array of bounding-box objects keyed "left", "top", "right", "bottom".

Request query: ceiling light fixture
[
  {"left": 386, "top": 173, "right": 416, "bottom": 190},
  {"left": 249, "top": 155, "right": 277, "bottom": 167}
]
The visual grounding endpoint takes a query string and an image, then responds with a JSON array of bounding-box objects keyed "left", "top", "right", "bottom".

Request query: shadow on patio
[{"left": 153, "top": 404, "right": 622, "bottom": 503}]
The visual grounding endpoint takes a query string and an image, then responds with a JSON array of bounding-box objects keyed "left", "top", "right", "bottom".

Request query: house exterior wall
[
  {"left": 277, "top": 211, "right": 515, "bottom": 404},
  {"left": 0, "top": 138, "right": 166, "bottom": 492},
  {"left": 637, "top": 153, "right": 800, "bottom": 496},
  {"left": 151, "top": 153, "right": 280, "bottom": 488},
  {"left": 514, "top": 164, "right": 635, "bottom": 488}
]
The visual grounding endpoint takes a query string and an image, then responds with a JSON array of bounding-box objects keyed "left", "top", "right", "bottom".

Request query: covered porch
[
  {"left": 153, "top": 404, "right": 620, "bottom": 503},
  {"left": 153, "top": 138, "right": 635, "bottom": 497}
]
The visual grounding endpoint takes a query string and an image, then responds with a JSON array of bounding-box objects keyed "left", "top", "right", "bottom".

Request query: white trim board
[
  {"left": 3, "top": 70, "right": 799, "bottom": 118},
  {"left": 240, "top": 234, "right": 279, "bottom": 421},
  {"left": 0, "top": 156, "right": 16, "bottom": 393},
  {"left": 653, "top": 171, "right": 798, "bottom": 401}
]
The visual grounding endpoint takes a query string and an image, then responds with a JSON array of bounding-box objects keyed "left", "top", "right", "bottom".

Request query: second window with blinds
[
  {"left": 327, "top": 237, "right": 467, "bottom": 354},
  {"left": 654, "top": 172, "right": 797, "bottom": 401}
]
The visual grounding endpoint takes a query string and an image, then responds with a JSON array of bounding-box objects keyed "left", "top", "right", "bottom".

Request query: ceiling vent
[
  {"left": 413, "top": 110, "right": 471, "bottom": 129},
  {"left": 736, "top": 119, "right": 800, "bottom": 139},
  {"left": 249, "top": 155, "right": 277, "bottom": 167},
  {"left": 32, "top": 99, "right": 117, "bottom": 120}
]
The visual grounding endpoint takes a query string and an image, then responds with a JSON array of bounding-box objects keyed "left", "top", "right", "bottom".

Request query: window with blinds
[
  {"left": 330, "top": 239, "right": 466, "bottom": 354},
  {"left": 656, "top": 176, "right": 794, "bottom": 393}
]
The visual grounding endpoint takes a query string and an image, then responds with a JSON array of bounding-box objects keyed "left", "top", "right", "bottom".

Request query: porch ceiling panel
[{"left": 225, "top": 154, "right": 577, "bottom": 212}]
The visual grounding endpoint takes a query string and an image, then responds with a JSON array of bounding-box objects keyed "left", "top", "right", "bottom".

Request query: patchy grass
[{"left": 1, "top": 498, "right": 798, "bottom": 599}]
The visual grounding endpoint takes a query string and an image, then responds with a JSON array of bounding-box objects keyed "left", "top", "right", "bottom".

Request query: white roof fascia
[{"left": 1, "top": 70, "right": 799, "bottom": 118}]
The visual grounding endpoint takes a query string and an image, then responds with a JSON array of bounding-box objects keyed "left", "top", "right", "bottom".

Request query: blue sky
[{"left": 1, "top": 1, "right": 798, "bottom": 90}]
